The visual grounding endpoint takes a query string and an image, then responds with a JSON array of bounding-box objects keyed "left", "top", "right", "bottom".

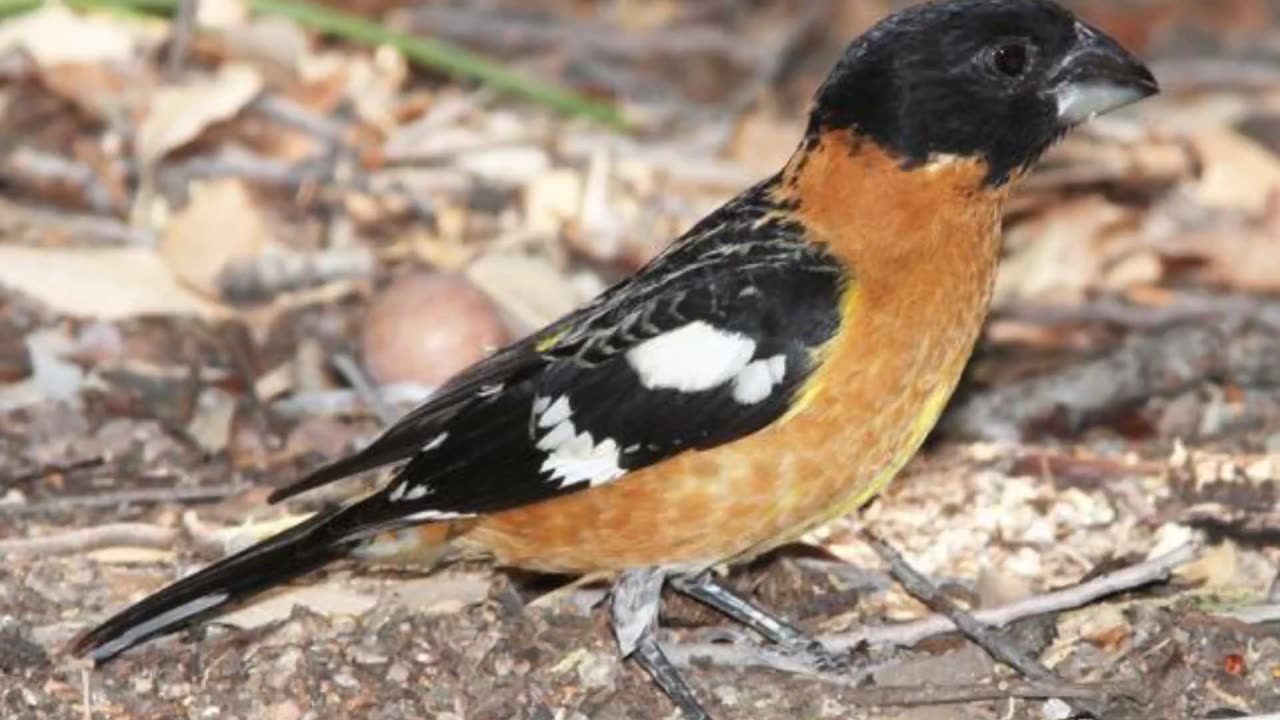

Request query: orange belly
[{"left": 457, "top": 136, "right": 1007, "bottom": 574}]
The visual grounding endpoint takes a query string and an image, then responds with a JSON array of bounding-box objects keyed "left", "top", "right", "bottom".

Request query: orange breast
[{"left": 457, "top": 134, "right": 1008, "bottom": 574}]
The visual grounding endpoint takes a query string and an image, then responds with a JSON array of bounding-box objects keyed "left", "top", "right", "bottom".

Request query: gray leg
[
  {"left": 671, "top": 572, "right": 850, "bottom": 672},
  {"left": 612, "top": 568, "right": 710, "bottom": 720}
]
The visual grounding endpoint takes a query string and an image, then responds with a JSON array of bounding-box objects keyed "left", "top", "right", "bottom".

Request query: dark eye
[{"left": 989, "top": 41, "right": 1031, "bottom": 78}]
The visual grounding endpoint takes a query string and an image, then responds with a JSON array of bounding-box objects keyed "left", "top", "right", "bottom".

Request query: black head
[{"left": 809, "top": 0, "right": 1158, "bottom": 186}]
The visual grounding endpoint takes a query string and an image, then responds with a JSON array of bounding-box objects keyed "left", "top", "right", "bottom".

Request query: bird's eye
[{"left": 989, "top": 41, "right": 1031, "bottom": 78}]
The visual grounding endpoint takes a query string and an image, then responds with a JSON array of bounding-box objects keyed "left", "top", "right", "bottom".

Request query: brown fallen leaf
[
  {"left": 160, "top": 179, "right": 273, "bottom": 299},
  {"left": 386, "top": 573, "right": 492, "bottom": 616},
  {"left": 1159, "top": 192, "right": 1280, "bottom": 292},
  {"left": 218, "top": 585, "right": 377, "bottom": 629},
  {"left": 0, "top": 245, "right": 226, "bottom": 320},
  {"left": 466, "top": 251, "right": 584, "bottom": 332},
  {"left": 994, "top": 196, "right": 1135, "bottom": 306},
  {"left": 0, "top": 5, "right": 143, "bottom": 67},
  {"left": 137, "top": 63, "right": 264, "bottom": 167},
  {"left": 1189, "top": 127, "right": 1280, "bottom": 213}
]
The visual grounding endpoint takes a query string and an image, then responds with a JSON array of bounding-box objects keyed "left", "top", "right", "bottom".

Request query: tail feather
[{"left": 69, "top": 507, "right": 360, "bottom": 664}]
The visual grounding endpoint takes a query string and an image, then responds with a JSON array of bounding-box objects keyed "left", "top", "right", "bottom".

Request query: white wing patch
[
  {"left": 732, "top": 354, "right": 787, "bottom": 404},
  {"left": 534, "top": 394, "right": 625, "bottom": 488},
  {"left": 421, "top": 432, "right": 448, "bottom": 452},
  {"left": 625, "top": 321, "right": 756, "bottom": 392}
]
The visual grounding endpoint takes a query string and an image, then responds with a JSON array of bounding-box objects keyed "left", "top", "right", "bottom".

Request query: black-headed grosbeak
[{"left": 72, "top": 1, "right": 1157, "bottom": 717}]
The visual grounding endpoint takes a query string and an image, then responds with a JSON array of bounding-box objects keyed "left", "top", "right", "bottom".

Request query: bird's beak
[{"left": 1050, "top": 21, "right": 1159, "bottom": 125}]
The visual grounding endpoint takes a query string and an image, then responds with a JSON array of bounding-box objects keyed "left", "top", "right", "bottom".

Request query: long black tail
[{"left": 69, "top": 506, "right": 364, "bottom": 664}]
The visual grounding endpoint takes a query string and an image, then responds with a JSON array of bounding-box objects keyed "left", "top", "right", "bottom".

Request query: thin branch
[
  {"left": 3, "top": 456, "right": 106, "bottom": 485},
  {"left": 166, "top": 0, "right": 199, "bottom": 77},
  {"left": 249, "top": 94, "right": 346, "bottom": 143},
  {"left": 2, "top": 482, "right": 250, "bottom": 516},
  {"left": 664, "top": 638, "right": 1135, "bottom": 707},
  {"left": 997, "top": 293, "right": 1280, "bottom": 333},
  {"left": 331, "top": 352, "right": 399, "bottom": 426},
  {"left": 828, "top": 542, "right": 1198, "bottom": 649},
  {"left": 270, "top": 383, "right": 433, "bottom": 419},
  {"left": 1212, "top": 605, "right": 1280, "bottom": 625},
  {"left": 0, "top": 146, "right": 120, "bottom": 215},
  {"left": 944, "top": 322, "right": 1280, "bottom": 441},
  {"left": 859, "top": 532, "right": 1062, "bottom": 678},
  {"left": 0, "top": 523, "right": 176, "bottom": 555}
]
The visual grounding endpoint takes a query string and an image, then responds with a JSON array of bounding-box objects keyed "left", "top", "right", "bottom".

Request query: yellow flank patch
[
  {"left": 780, "top": 281, "right": 860, "bottom": 425},
  {"left": 534, "top": 330, "right": 567, "bottom": 352},
  {"left": 845, "top": 381, "right": 954, "bottom": 511}
]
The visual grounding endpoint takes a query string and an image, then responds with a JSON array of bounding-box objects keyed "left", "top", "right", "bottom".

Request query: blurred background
[{"left": 1, "top": 1, "right": 1279, "bottom": 718}]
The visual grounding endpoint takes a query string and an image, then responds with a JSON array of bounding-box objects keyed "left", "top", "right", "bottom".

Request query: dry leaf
[
  {"left": 160, "top": 179, "right": 273, "bottom": 298},
  {"left": 38, "top": 62, "right": 148, "bottom": 122},
  {"left": 387, "top": 574, "right": 492, "bottom": 616},
  {"left": 0, "top": 5, "right": 138, "bottom": 67},
  {"left": 138, "top": 63, "right": 264, "bottom": 166},
  {"left": 466, "top": 252, "right": 584, "bottom": 332},
  {"left": 1189, "top": 127, "right": 1280, "bottom": 213},
  {"left": 87, "top": 547, "right": 177, "bottom": 564},
  {"left": 187, "top": 387, "right": 237, "bottom": 453},
  {"left": 215, "top": 16, "right": 310, "bottom": 83},
  {"left": 0, "top": 246, "right": 225, "bottom": 320},
  {"left": 994, "top": 196, "right": 1131, "bottom": 305},
  {"left": 196, "top": 0, "right": 251, "bottom": 29},
  {"left": 525, "top": 169, "right": 583, "bottom": 238},
  {"left": 219, "top": 585, "right": 377, "bottom": 629},
  {"left": 456, "top": 145, "right": 552, "bottom": 186},
  {"left": 1176, "top": 541, "right": 1241, "bottom": 589}
]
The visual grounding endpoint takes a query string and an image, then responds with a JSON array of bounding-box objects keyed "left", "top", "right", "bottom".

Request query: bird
[{"left": 70, "top": 1, "right": 1158, "bottom": 717}]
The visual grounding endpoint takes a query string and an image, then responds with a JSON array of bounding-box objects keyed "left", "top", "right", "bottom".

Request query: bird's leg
[
  {"left": 612, "top": 568, "right": 709, "bottom": 720},
  {"left": 671, "top": 572, "right": 850, "bottom": 673}
]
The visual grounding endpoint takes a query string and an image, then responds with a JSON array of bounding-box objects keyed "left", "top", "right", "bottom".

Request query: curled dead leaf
[
  {"left": 138, "top": 63, "right": 264, "bottom": 167},
  {"left": 160, "top": 179, "right": 273, "bottom": 299}
]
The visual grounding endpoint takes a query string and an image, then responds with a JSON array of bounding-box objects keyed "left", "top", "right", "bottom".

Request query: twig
[
  {"left": 0, "top": 196, "right": 154, "bottom": 246},
  {"left": 249, "top": 94, "right": 346, "bottom": 143},
  {"left": 160, "top": 151, "right": 335, "bottom": 192},
  {"left": 944, "top": 322, "right": 1280, "bottom": 441},
  {"left": 665, "top": 638, "right": 1134, "bottom": 706},
  {"left": 860, "top": 530, "right": 1106, "bottom": 717},
  {"left": 217, "top": 247, "right": 376, "bottom": 303},
  {"left": 0, "top": 147, "right": 120, "bottom": 215},
  {"left": 828, "top": 542, "right": 1198, "bottom": 649},
  {"left": 166, "top": 0, "right": 199, "bottom": 77},
  {"left": 3, "top": 456, "right": 106, "bottom": 485},
  {"left": 270, "top": 383, "right": 433, "bottom": 419},
  {"left": 1211, "top": 604, "right": 1280, "bottom": 625},
  {"left": 997, "top": 293, "right": 1280, "bottom": 333},
  {"left": 0, "top": 523, "right": 176, "bottom": 555},
  {"left": 331, "top": 353, "right": 398, "bottom": 426},
  {"left": 81, "top": 667, "right": 92, "bottom": 720},
  {"left": 2, "top": 482, "right": 250, "bottom": 516}
]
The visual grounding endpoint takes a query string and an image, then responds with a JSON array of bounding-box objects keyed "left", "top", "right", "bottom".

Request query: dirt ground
[{"left": 3, "top": 0, "right": 1280, "bottom": 718}]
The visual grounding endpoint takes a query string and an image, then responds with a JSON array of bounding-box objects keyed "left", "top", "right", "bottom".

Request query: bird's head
[{"left": 808, "top": 0, "right": 1158, "bottom": 186}]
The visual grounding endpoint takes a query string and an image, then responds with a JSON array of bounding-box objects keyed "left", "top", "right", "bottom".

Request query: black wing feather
[{"left": 272, "top": 178, "right": 846, "bottom": 525}]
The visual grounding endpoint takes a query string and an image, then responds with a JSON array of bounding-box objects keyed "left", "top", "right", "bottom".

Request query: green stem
[{"left": 2, "top": 0, "right": 628, "bottom": 129}]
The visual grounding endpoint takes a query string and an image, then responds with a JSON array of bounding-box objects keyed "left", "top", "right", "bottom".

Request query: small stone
[
  {"left": 361, "top": 273, "right": 509, "bottom": 386},
  {"left": 1043, "top": 698, "right": 1073, "bottom": 720}
]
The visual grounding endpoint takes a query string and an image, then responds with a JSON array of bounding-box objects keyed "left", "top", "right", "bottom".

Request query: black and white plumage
[
  {"left": 72, "top": 175, "right": 847, "bottom": 663},
  {"left": 284, "top": 179, "right": 843, "bottom": 518}
]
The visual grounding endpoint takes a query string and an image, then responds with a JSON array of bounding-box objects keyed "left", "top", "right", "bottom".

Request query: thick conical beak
[{"left": 1051, "top": 21, "right": 1159, "bottom": 124}]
